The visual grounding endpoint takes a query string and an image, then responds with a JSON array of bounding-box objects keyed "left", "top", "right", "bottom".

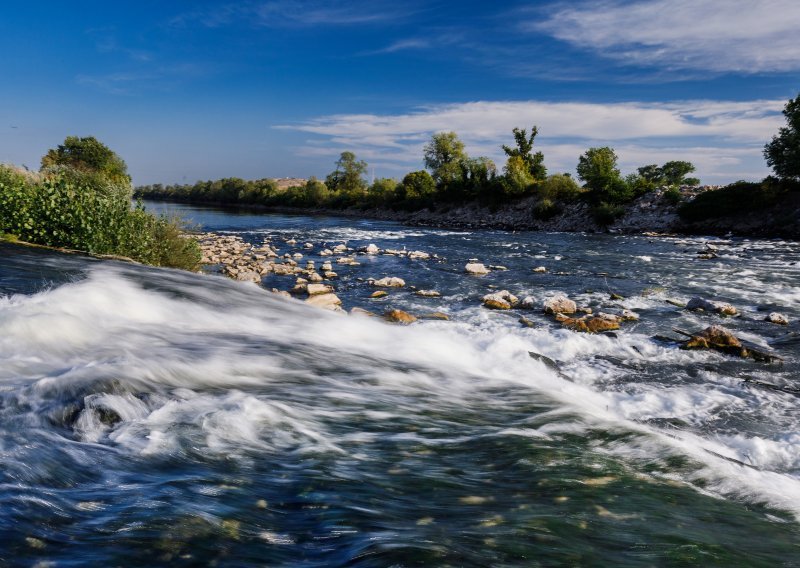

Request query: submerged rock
[
  {"left": 686, "top": 297, "right": 738, "bottom": 316},
  {"left": 420, "top": 312, "right": 450, "bottom": 321},
  {"left": 543, "top": 295, "right": 577, "bottom": 315},
  {"left": 350, "top": 307, "right": 376, "bottom": 317},
  {"left": 370, "top": 290, "right": 388, "bottom": 299}
]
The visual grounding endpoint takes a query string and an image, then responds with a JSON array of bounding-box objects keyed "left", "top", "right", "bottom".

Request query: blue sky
[{"left": 0, "top": 0, "right": 798, "bottom": 185}]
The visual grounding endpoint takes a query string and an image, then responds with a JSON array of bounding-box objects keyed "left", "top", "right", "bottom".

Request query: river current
[{"left": 0, "top": 201, "right": 799, "bottom": 566}]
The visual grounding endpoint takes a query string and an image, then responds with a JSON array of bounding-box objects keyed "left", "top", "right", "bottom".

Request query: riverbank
[{"left": 142, "top": 186, "right": 800, "bottom": 240}]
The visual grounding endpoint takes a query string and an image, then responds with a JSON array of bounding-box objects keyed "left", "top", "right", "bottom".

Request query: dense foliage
[
  {"left": 764, "top": 94, "right": 800, "bottom": 182},
  {"left": 678, "top": 177, "right": 799, "bottom": 222},
  {"left": 41, "top": 136, "right": 132, "bottom": 193},
  {"left": 1, "top": 138, "right": 200, "bottom": 270},
  {"left": 136, "top": 125, "right": 709, "bottom": 226}
]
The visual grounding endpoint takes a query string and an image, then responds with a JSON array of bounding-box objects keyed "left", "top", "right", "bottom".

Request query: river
[{"left": 0, "top": 201, "right": 799, "bottom": 565}]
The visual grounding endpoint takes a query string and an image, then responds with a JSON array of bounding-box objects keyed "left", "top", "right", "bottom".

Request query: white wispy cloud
[
  {"left": 532, "top": 0, "right": 800, "bottom": 73},
  {"left": 276, "top": 99, "right": 785, "bottom": 183},
  {"left": 171, "top": 1, "right": 413, "bottom": 29}
]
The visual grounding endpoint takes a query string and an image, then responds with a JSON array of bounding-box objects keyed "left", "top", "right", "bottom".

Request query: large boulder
[
  {"left": 682, "top": 325, "right": 742, "bottom": 352},
  {"left": 371, "top": 277, "right": 406, "bottom": 288},
  {"left": 482, "top": 290, "right": 519, "bottom": 310},
  {"left": 766, "top": 312, "right": 789, "bottom": 325},
  {"left": 465, "top": 263, "right": 489, "bottom": 275},
  {"left": 555, "top": 313, "right": 620, "bottom": 333},
  {"left": 543, "top": 295, "right": 577, "bottom": 315},
  {"left": 306, "top": 283, "right": 332, "bottom": 296},
  {"left": 686, "top": 297, "right": 738, "bottom": 316},
  {"left": 384, "top": 309, "right": 417, "bottom": 324},
  {"left": 305, "top": 293, "right": 343, "bottom": 311}
]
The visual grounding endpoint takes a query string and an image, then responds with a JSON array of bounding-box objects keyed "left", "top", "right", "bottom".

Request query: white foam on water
[{"left": 1, "top": 264, "right": 800, "bottom": 521}]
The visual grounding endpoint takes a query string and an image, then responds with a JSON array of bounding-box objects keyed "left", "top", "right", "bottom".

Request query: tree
[
  {"left": 502, "top": 126, "right": 546, "bottom": 181},
  {"left": 764, "top": 93, "right": 800, "bottom": 181},
  {"left": 423, "top": 132, "right": 467, "bottom": 186},
  {"left": 576, "top": 147, "right": 632, "bottom": 203},
  {"left": 41, "top": 136, "right": 131, "bottom": 189},
  {"left": 400, "top": 170, "right": 435, "bottom": 200},
  {"left": 637, "top": 164, "right": 664, "bottom": 185},
  {"left": 325, "top": 151, "right": 368, "bottom": 194},
  {"left": 503, "top": 155, "right": 535, "bottom": 196},
  {"left": 660, "top": 160, "right": 699, "bottom": 186}
]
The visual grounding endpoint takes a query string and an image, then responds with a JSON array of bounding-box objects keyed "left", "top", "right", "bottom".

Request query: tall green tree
[
  {"left": 660, "top": 160, "right": 699, "bottom": 186},
  {"left": 325, "top": 151, "right": 368, "bottom": 194},
  {"left": 400, "top": 170, "right": 436, "bottom": 200},
  {"left": 41, "top": 136, "right": 131, "bottom": 190},
  {"left": 576, "top": 147, "right": 632, "bottom": 203},
  {"left": 423, "top": 132, "right": 467, "bottom": 186},
  {"left": 502, "top": 126, "right": 546, "bottom": 181},
  {"left": 764, "top": 93, "right": 800, "bottom": 181}
]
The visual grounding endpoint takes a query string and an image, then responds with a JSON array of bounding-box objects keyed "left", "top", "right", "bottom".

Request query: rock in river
[
  {"left": 305, "top": 293, "right": 343, "bottom": 311},
  {"left": 482, "top": 290, "right": 519, "bottom": 310},
  {"left": 766, "top": 312, "right": 789, "bottom": 325},
  {"left": 465, "top": 263, "right": 489, "bottom": 275},
  {"left": 543, "top": 295, "right": 577, "bottom": 315},
  {"left": 686, "top": 297, "right": 738, "bottom": 316},
  {"left": 384, "top": 309, "right": 417, "bottom": 324},
  {"left": 371, "top": 277, "right": 406, "bottom": 288}
]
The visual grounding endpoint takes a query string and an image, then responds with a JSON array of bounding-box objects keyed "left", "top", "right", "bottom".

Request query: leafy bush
[
  {"left": 678, "top": 179, "right": 794, "bottom": 222},
  {"left": 539, "top": 174, "right": 583, "bottom": 202},
  {"left": 0, "top": 165, "right": 200, "bottom": 270},
  {"left": 533, "top": 197, "right": 561, "bottom": 220},
  {"left": 663, "top": 186, "right": 682, "bottom": 205},
  {"left": 591, "top": 201, "right": 626, "bottom": 225}
]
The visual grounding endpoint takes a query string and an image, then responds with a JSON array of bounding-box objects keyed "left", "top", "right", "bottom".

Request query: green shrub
[
  {"left": 533, "top": 197, "right": 561, "bottom": 220},
  {"left": 591, "top": 201, "right": 626, "bottom": 225},
  {"left": 678, "top": 179, "right": 793, "bottom": 222},
  {"left": 0, "top": 166, "right": 200, "bottom": 270},
  {"left": 539, "top": 174, "right": 583, "bottom": 202},
  {"left": 663, "top": 186, "right": 682, "bottom": 205}
]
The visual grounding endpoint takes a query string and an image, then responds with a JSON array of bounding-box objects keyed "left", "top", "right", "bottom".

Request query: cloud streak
[
  {"left": 277, "top": 99, "right": 785, "bottom": 183},
  {"left": 171, "top": 0, "right": 414, "bottom": 29},
  {"left": 532, "top": 0, "right": 800, "bottom": 73}
]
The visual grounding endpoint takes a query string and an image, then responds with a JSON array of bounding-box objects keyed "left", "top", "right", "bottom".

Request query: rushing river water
[{"left": 1, "top": 201, "right": 799, "bottom": 566}]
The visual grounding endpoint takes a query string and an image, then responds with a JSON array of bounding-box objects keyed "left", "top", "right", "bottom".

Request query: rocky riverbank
[{"left": 156, "top": 185, "right": 800, "bottom": 239}]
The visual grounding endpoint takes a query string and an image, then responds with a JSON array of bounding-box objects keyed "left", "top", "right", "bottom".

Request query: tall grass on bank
[{"left": 0, "top": 165, "right": 200, "bottom": 270}]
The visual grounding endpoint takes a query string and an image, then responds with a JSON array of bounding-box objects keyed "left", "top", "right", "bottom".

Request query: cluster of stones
[
  {"left": 199, "top": 236, "right": 791, "bottom": 346},
  {"left": 197, "top": 232, "right": 440, "bottom": 320}
]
